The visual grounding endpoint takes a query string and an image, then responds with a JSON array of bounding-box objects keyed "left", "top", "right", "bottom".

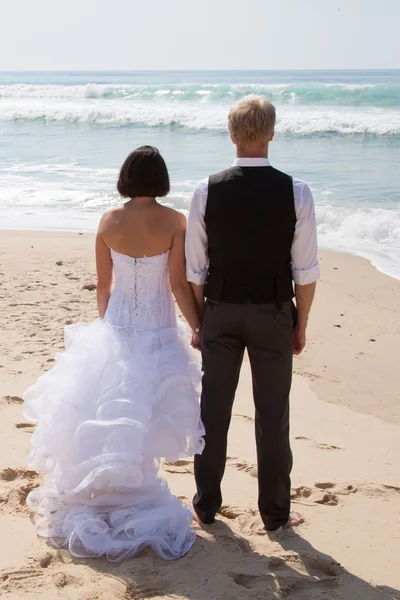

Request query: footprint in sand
[
  {"left": 232, "top": 413, "right": 254, "bottom": 423},
  {"left": 214, "top": 506, "right": 275, "bottom": 541},
  {"left": 3, "top": 396, "right": 23, "bottom": 404},
  {"left": 53, "top": 573, "right": 69, "bottom": 588},
  {"left": 0, "top": 468, "right": 40, "bottom": 514},
  {"left": 293, "top": 369, "right": 320, "bottom": 381},
  {"left": 315, "top": 491, "right": 339, "bottom": 506},
  {"left": 232, "top": 573, "right": 259, "bottom": 588},
  {"left": 355, "top": 483, "right": 400, "bottom": 500},
  {"left": 0, "top": 566, "right": 45, "bottom": 592},
  {"left": 291, "top": 482, "right": 357, "bottom": 507},
  {"left": 164, "top": 459, "right": 194, "bottom": 474},
  {"left": 238, "top": 511, "right": 304, "bottom": 539},
  {"left": 230, "top": 552, "right": 341, "bottom": 595},
  {"left": 316, "top": 442, "right": 342, "bottom": 451},
  {"left": 291, "top": 485, "right": 338, "bottom": 506},
  {"left": 0, "top": 483, "right": 40, "bottom": 513},
  {"left": 64, "top": 274, "right": 79, "bottom": 281},
  {"left": 218, "top": 505, "right": 242, "bottom": 520},
  {"left": 193, "top": 501, "right": 255, "bottom": 552},
  {"left": 295, "top": 436, "right": 342, "bottom": 451},
  {"left": 226, "top": 457, "right": 258, "bottom": 478},
  {"left": 201, "top": 513, "right": 254, "bottom": 554},
  {"left": 0, "top": 468, "right": 38, "bottom": 482},
  {"left": 0, "top": 563, "right": 79, "bottom": 595},
  {"left": 268, "top": 552, "right": 343, "bottom": 577},
  {"left": 14, "top": 422, "right": 35, "bottom": 430},
  {"left": 125, "top": 580, "right": 169, "bottom": 600}
]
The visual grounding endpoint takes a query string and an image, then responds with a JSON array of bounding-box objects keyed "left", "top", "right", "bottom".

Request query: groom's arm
[
  {"left": 291, "top": 179, "right": 320, "bottom": 354},
  {"left": 185, "top": 178, "right": 209, "bottom": 321}
]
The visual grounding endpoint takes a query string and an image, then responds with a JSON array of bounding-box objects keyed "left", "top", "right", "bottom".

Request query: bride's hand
[{"left": 191, "top": 331, "right": 201, "bottom": 351}]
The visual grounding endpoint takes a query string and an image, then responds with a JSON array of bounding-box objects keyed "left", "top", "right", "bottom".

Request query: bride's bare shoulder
[
  {"left": 98, "top": 207, "right": 124, "bottom": 233},
  {"left": 158, "top": 204, "right": 186, "bottom": 228}
]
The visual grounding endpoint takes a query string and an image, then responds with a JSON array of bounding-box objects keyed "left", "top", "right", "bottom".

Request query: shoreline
[{"left": 1, "top": 224, "right": 399, "bottom": 283}]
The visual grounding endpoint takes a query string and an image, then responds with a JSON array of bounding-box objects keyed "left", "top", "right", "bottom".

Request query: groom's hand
[
  {"left": 191, "top": 331, "right": 201, "bottom": 351},
  {"left": 293, "top": 325, "right": 306, "bottom": 355}
]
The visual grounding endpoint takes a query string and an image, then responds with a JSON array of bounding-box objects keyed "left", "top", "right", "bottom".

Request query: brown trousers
[{"left": 194, "top": 300, "right": 293, "bottom": 531}]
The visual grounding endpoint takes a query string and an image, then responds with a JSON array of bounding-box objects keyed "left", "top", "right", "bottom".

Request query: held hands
[
  {"left": 192, "top": 328, "right": 305, "bottom": 354},
  {"left": 191, "top": 331, "right": 202, "bottom": 351},
  {"left": 191, "top": 323, "right": 305, "bottom": 354},
  {"left": 293, "top": 325, "right": 306, "bottom": 355}
]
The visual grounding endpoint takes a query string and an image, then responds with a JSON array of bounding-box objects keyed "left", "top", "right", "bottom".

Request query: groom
[{"left": 185, "top": 95, "right": 319, "bottom": 531}]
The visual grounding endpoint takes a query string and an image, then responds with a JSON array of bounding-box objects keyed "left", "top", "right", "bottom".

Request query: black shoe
[{"left": 193, "top": 508, "right": 216, "bottom": 525}]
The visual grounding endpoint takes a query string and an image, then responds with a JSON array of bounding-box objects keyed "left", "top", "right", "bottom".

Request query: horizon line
[{"left": 1, "top": 68, "right": 399, "bottom": 73}]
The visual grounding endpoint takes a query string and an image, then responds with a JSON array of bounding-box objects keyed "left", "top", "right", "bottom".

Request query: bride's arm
[
  {"left": 95, "top": 221, "right": 113, "bottom": 319},
  {"left": 169, "top": 213, "right": 202, "bottom": 333}
]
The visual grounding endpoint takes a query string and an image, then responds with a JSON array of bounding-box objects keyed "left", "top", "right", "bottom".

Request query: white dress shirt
[{"left": 185, "top": 157, "right": 320, "bottom": 287}]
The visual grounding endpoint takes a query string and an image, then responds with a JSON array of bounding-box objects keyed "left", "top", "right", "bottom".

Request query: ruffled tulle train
[{"left": 23, "top": 319, "right": 205, "bottom": 561}]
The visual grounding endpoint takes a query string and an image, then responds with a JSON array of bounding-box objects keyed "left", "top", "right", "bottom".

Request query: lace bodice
[{"left": 104, "top": 250, "right": 176, "bottom": 332}]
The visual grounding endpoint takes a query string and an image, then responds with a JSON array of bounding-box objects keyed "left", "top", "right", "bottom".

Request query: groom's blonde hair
[{"left": 228, "top": 95, "right": 276, "bottom": 145}]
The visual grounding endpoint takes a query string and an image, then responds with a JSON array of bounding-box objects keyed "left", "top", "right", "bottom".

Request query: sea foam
[
  {"left": 1, "top": 99, "right": 399, "bottom": 135},
  {"left": 1, "top": 82, "right": 400, "bottom": 107}
]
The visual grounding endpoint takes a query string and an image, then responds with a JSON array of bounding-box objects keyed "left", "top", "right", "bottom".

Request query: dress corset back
[{"left": 105, "top": 250, "right": 176, "bottom": 332}]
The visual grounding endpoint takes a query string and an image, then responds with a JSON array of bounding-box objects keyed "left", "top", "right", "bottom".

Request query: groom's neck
[{"left": 236, "top": 141, "right": 269, "bottom": 159}]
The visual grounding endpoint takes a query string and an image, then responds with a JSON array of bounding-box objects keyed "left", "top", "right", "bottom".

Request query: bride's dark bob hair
[{"left": 117, "top": 146, "right": 170, "bottom": 198}]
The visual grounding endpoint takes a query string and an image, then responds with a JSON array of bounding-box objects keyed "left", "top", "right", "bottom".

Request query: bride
[{"left": 23, "top": 146, "right": 205, "bottom": 561}]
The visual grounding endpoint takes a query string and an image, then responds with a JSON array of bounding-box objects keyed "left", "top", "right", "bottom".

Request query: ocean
[{"left": 0, "top": 69, "right": 399, "bottom": 279}]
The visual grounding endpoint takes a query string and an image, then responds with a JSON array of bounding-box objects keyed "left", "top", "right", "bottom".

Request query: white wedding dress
[{"left": 23, "top": 249, "right": 205, "bottom": 561}]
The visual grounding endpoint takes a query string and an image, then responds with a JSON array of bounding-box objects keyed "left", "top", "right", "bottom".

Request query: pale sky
[{"left": 1, "top": 0, "right": 399, "bottom": 71}]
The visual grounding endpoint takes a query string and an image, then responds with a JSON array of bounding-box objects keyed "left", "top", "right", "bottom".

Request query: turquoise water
[{"left": 0, "top": 70, "right": 399, "bottom": 278}]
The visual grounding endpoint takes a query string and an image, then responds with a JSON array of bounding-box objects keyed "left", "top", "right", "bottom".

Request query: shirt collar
[{"left": 233, "top": 157, "right": 271, "bottom": 167}]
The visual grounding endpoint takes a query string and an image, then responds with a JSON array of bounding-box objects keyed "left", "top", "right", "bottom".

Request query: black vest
[{"left": 204, "top": 165, "right": 296, "bottom": 305}]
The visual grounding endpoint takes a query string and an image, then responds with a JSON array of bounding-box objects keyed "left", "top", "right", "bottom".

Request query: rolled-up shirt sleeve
[
  {"left": 291, "top": 179, "right": 320, "bottom": 285},
  {"left": 185, "top": 178, "right": 209, "bottom": 285}
]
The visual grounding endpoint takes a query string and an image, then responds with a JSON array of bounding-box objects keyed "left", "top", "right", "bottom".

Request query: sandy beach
[{"left": 0, "top": 230, "right": 399, "bottom": 599}]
